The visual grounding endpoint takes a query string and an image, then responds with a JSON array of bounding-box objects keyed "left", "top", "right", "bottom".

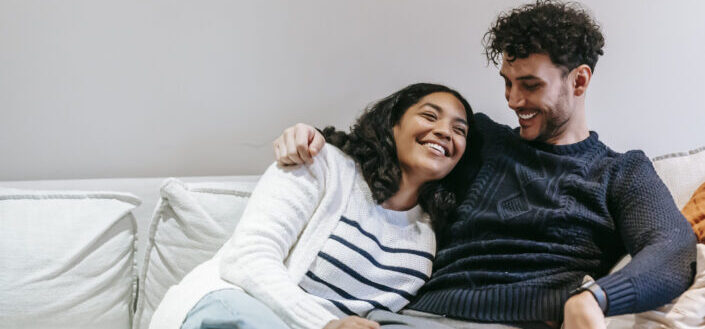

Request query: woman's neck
[{"left": 381, "top": 173, "right": 421, "bottom": 211}]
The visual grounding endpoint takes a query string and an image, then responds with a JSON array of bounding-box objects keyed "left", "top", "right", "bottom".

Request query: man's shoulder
[
  {"left": 597, "top": 148, "right": 659, "bottom": 195},
  {"left": 470, "top": 112, "right": 516, "bottom": 147},
  {"left": 598, "top": 147, "right": 651, "bottom": 167},
  {"left": 473, "top": 112, "right": 509, "bottom": 131},
  {"left": 610, "top": 149, "right": 653, "bottom": 173}
]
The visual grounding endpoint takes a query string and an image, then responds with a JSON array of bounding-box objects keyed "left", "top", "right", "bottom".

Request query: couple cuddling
[{"left": 151, "top": 1, "right": 697, "bottom": 329}]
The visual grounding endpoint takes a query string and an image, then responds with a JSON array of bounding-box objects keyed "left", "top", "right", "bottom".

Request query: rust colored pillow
[{"left": 682, "top": 181, "right": 705, "bottom": 243}]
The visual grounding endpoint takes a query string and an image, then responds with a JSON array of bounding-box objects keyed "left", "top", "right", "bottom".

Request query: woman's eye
[
  {"left": 421, "top": 113, "right": 437, "bottom": 121},
  {"left": 454, "top": 127, "right": 467, "bottom": 136}
]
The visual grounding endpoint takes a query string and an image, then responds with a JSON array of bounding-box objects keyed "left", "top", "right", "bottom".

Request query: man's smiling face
[{"left": 500, "top": 53, "right": 578, "bottom": 143}]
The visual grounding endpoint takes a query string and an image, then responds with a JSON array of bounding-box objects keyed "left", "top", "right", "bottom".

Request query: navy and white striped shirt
[{"left": 298, "top": 174, "right": 435, "bottom": 317}]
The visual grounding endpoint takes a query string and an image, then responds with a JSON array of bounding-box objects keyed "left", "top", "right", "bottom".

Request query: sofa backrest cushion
[
  {"left": 0, "top": 189, "right": 140, "bottom": 329},
  {"left": 134, "top": 178, "right": 256, "bottom": 329},
  {"left": 652, "top": 146, "right": 705, "bottom": 209}
]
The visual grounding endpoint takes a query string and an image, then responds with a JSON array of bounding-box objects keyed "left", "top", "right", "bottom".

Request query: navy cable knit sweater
[{"left": 408, "top": 113, "right": 697, "bottom": 322}]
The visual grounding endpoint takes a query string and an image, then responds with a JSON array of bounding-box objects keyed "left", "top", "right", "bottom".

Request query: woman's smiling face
[{"left": 392, "top": 92, "right": 469, "bottom": 184}]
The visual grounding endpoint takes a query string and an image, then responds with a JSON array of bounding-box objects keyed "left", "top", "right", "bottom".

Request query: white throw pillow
[
  {"left": 0, "top": 189, "right": 140, "bottom": 329},
  {"left": 133, "top": 178, "right": 257, "bottom": 329},
  {"left": 652, "top": 146, "right": 705, "bottom": 209}
]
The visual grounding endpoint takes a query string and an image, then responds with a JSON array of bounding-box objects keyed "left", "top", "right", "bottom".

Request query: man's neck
[
  {"left": 545, "top": 127, "right": 590, "bottom": 145},
  {"left": 545, "top": 105, "right": 590, "bottom": 145}
]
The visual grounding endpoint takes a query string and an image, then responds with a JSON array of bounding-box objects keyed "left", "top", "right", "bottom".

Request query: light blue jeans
[{"left": 180, "top": 289, "right": 291, "bottom": 329}]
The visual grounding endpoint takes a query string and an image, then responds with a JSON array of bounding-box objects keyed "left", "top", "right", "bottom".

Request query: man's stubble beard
[{"left": 537, "top": 83, "right": 573, "bottom": 143}]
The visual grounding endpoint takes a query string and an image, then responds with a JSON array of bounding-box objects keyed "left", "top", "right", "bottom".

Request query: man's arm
[
  {"left": 273, "top": 123, "right": 326, "bottom": 166},
  {"left": 563, "top": 151, "right": 697, "bottom": 329},
  {"left": 598, "top": 151, "right": 697, "bottom": 315}
]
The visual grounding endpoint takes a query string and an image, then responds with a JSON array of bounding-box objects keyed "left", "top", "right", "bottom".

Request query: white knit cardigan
[{"left": 150, "top": 145, "right": 360, "bottom": 329}]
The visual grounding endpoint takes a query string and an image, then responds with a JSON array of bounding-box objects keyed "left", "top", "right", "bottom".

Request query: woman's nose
[{"left": 433, "top": 123, "right": 452, "bottom": 140}]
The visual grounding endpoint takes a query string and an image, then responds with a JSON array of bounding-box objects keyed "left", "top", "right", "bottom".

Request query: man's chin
[{"left": 518, "top": 128, "right": 540, "bottom": 141}]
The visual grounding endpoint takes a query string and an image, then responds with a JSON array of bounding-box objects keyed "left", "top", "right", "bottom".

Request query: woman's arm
[{"left": 219, "top": 151, "right": 338, "bottom": 329}]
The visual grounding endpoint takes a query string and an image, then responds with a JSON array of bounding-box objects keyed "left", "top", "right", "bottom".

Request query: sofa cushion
[
  {"left": 0, "top": 189, "right": 140, "bottom": 329},
  {"left": 134, "top": 178, "right": 257, "bottom": 329},
  {"left": 651, "top": 146, "right": 705, "bottom": 209}
]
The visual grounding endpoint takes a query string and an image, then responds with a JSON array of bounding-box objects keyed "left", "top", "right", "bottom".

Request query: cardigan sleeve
[
  {"left": 218, "top": 147, "right": 340, "bottom": 329},
  {"left": 598, "top": 150, "right": 697, "bottom": 316}
]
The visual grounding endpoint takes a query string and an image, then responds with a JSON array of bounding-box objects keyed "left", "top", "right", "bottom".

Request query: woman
[{"left": 150, "top": 83, "right": 474, "bottom": 329}]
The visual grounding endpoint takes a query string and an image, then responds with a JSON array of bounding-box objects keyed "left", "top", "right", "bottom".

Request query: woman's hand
[
  {"left": 323, "top": 316, "right": 380, "bottom": 329},
  {"left": 273, "top": 123, "right": 325, "bottom": 166},
  {"left": 563, "top": 291, "right": 606, "bottom": 329}
]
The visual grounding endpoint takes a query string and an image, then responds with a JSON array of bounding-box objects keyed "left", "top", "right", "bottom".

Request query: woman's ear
[{"left": 573, "top": 64, "right": 592, "bottom": 97}]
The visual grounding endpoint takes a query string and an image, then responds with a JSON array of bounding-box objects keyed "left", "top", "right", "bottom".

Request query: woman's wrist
[
  {"left": 323, "top": 319, "right": 340, "bottom": 329},
  {"left": 564, "top": 291, "right": 606, "bottom": 329},
  {"left": 566, "top": 291, "right": 599, "bottom": 309}
]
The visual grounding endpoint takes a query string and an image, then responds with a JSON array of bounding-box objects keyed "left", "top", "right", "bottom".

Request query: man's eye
[{"left": 524, "top": 84, "right": 540, "bottom": 90}]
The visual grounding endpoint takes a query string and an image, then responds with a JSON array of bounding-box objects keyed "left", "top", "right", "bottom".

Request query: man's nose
[{"left": 506, "top": 87, "right": 525, "bottom": 110}]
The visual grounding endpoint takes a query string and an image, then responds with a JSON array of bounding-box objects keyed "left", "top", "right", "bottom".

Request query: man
[{"left": 272, "top": 1, "right": 696, "bottom": 328}]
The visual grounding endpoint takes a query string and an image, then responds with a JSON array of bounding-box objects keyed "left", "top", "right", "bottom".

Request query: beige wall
[{"left": 1, "top": 0, "right": 704, "bottom": 180}]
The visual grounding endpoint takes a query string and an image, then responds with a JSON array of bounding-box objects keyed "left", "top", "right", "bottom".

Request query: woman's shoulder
[
  {"left": 258, "top": 143, "right": 357, "bottom": 190},
  {"left": 313, "top": 143, "right": 357, "bottom": 172}
]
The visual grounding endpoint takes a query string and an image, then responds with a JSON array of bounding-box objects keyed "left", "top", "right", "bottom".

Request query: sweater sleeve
[
  {"left": 598, "top": 150, "right": 697, "bottom": 316},
  {"left": 218, "top": 148, "right": 339, "bottom": 329}
]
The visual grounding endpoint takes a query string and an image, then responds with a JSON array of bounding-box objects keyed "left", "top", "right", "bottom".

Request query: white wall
[{"left": 1, "top": 0, "right": 703, "bottom": 181}]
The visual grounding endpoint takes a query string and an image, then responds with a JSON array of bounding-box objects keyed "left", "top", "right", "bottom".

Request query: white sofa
[{"left": 1, "top": 147, "right": 704, "bottom": 329}]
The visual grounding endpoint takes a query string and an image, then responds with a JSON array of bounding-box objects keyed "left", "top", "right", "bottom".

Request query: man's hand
[
  {"left": 323, "top": 316, "right": 380, "bottom": 329},
  {"left": 273, "top": 123, "right": 325, "bottom": 166},
  {"left": 563, "top": 291, "right": 606, "bottom": 329}
]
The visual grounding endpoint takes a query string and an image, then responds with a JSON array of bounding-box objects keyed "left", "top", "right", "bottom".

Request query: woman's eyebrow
[
  {"left": 422, "top": 103, "right": 441, "bottom": 112},
  {"left": 422, "top": 103, "right": 468, "bottom": 126}
]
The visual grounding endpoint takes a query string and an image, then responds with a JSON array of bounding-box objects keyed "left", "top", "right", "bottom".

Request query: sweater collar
[
  {"left": 524, "top": 131, "right": 601, "bottom": 155},
  {"left": 376, "top": 203, "right": 425, "bottom": 226}
]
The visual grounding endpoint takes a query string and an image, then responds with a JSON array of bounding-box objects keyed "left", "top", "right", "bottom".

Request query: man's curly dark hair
[
  {"left": 322, "top": 83, "right": 474, "bottom": 232},
  {"left": 483, "top": 0, "right": 605, "bottom": 73}
]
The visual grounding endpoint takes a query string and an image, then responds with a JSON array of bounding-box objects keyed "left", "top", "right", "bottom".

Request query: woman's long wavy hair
[{"left": 322, "top": 83, "right": 474, "bottom": 232}]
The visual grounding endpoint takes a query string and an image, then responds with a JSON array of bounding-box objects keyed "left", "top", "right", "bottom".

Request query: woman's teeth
[
  {"left": 425, "top": 142, "right": 446, "bottom": 156},
  {"left": 518, "top": 112, "right": 538, "bottom": 120}
]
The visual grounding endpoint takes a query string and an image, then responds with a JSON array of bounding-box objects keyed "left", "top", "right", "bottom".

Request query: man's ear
[{"left": 573, "top": 64, "right": 592, "bottom": 97}]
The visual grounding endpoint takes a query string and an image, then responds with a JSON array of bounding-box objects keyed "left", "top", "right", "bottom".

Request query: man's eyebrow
[
  {"left": 516, "top": 75, "right": 541, "bottom": 81},
  {"left": 422, "top": 103, "right": 468, "bottom": 126},
  {"left": 499, "top": 72, "right": 541, "bottom": 81}
]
